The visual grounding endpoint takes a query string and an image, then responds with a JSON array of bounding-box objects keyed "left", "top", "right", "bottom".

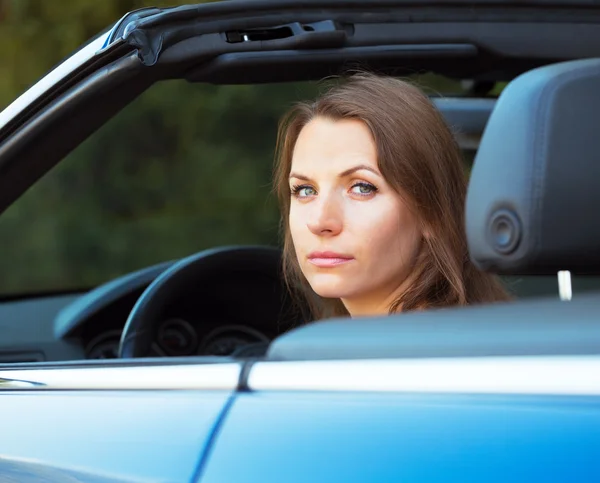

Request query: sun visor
[{"left": 466, "top": 58, "right": 600, "bottom": 275}]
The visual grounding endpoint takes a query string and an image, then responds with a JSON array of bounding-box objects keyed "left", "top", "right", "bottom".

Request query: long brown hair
[{"left": 274, "top": 72, "right": 509, "bottom": 321}]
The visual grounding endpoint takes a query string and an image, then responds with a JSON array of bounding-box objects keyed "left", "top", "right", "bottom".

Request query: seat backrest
[{"left": 466, "top": 58, "right": 600, "bottom": 275}]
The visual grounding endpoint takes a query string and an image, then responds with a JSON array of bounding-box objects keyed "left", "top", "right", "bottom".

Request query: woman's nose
[{"left": 307, "top": 194, "right": 343, "bottom": 236}]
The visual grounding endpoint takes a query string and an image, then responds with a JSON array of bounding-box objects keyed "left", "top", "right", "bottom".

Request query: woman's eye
[
  {"left": 350, "top": 182, "right": 377, "bottom": 196},
  {"left": 292, "top": 185, "right": 317, "bottom": 198}
]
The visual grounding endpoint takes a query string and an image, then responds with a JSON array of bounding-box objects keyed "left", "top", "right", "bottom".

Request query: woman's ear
[{"left": 422, "top": 225, "right": 432, "bottom": 240}]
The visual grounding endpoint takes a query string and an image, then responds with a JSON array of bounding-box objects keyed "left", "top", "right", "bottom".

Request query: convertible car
[{"left": 1, "top": 0, "right": 599, "bottom": 481}]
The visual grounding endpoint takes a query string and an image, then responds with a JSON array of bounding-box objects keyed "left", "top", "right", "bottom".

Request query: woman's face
[{"left": 288, "top": 117, "right": 423, "bottom": 316}]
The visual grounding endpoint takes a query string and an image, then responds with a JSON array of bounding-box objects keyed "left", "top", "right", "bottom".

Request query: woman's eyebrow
[
  {"left": 289, "top": 172, "right": 311, "bottom": 181},
  {"left": 289, "top": 164, "right": 381, "bottom": 181},
  {"left": 339, "top": 164, "right": 381, "bottom": 178}
]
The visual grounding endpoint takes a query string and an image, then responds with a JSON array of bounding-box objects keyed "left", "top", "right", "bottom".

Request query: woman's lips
[{"left": 307, "top": 251, "right": 354, "bottom": 268}]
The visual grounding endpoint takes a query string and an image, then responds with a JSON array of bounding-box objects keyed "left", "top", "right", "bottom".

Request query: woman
[{"left": 274, "top": 72, "right": 509, "bottom": 321}]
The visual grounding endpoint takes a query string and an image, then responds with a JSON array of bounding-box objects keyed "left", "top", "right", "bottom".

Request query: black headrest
[{"left": 466, "top": 58, "right": 600, "bottom": 275}]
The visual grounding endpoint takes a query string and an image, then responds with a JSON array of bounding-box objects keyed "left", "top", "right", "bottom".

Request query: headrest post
[{"left": 557, "top": 270, "right": 572, "bottom": 301}]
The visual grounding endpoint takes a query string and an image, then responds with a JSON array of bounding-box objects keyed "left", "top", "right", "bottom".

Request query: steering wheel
[{"left": 118, "top": 245, "right": 282, "bottom": 358}]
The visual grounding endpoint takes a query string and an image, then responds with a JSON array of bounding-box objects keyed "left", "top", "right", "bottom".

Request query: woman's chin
[{"left": 308, "top": 277, "right": 357, "bottom": 300}]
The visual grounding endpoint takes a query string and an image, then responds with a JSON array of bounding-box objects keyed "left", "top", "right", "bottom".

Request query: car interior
[
  {"left": 1, "top": 2, "right": 600, "bottom": 365},
  {"left": 1, "top": 81, "right": 598, "bottom": 365}
]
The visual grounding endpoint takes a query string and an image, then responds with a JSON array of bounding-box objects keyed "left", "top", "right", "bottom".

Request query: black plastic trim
[
  {"left": 119, "top": 0, "right": 600, "bottom": 68},
  {"left": 187, "top": 44, "right": 478, "bottom": 84},
  {"left": 0, "top": 42, "right": 133, "bottom": 145},
  {"left": 108, "top": 7, "right": 164, "bottom": 44},
  {"left": 125, "top": 0, "right": 600, "bottom": 34},
  {"left": 237, "top": 360, "right": 256, "bottom": 392},
  {"left": 149, "top": 20, "right": 600, "bottom": 84}
]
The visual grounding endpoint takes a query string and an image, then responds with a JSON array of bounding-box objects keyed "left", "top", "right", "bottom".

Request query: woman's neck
[
  {"left": 340, "top": 267, "right": 425, "bottom": 317},
  {"left": 341, "top": 285, "right": 408, "bottom": 318}
]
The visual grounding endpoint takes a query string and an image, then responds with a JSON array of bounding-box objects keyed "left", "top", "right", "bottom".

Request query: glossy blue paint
[
  {"left": 200, "top": 392, "right": 600, "bottom": 483},
  {"left": 0, "top": 390, "right": 233, "bottom": 482}
]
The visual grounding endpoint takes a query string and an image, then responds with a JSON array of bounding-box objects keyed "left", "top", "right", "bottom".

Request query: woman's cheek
[
  {"left": 349, "top": 195, "right": 394, "bottom": 230},
  {"left": 289, "top": 204, "right": 308, "bottom": 249}
]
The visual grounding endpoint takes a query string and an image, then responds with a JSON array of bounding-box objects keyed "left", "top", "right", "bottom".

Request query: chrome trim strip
[
  {"left": 0, "top": 31, "right": 111, "bottom": 128},
  {"left": 0, "top": 378, "right": 43, "bottom": 389},
  {"left": 0, "top": 363, "right": 241, "bottom": 390},
  {"left": 248, "top": 356, "right": 600, "bottom": 395}
]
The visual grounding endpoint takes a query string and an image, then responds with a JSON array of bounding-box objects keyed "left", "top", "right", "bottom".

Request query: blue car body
[{"left": 2, "top": 357, "right": 599, "bottom": 482}]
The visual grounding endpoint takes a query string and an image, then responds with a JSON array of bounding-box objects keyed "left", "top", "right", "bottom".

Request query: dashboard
[
  {"left": 76, "top": 261, "right": 300, "bottom": 360},
  {"left": 0, "top": 247, "right": 303, "bottom": 363},
  {"left": 85, "top": 319, "right": 272, "bottom": 359}
]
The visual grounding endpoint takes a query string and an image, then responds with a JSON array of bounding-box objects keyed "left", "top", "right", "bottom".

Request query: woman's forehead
[{"left": 291, "top": 117, "right": 378, "bottom": 174}]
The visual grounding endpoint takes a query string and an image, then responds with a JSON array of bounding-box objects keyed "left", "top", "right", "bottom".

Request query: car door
[
  {"left": 0, "top": 360, "right": 240, "bottom": 482},
  {"left": 199, "top": 317, "right": 600, "bottom": 483},
  {"left": 200, "top": 388, "right": 600, "bottom": 483}
]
